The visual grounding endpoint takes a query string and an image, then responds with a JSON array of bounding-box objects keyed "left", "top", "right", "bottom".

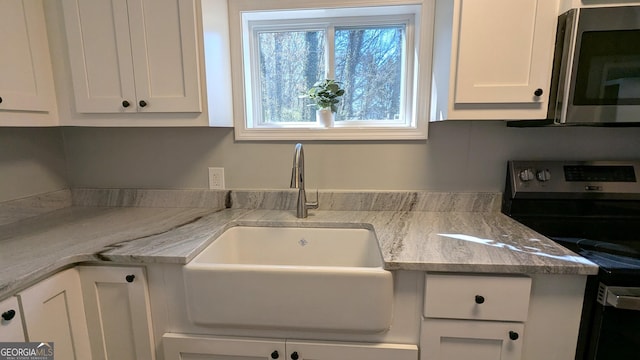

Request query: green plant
[{"left": 300, "top": 79, "right": 345, "bottom": 113}]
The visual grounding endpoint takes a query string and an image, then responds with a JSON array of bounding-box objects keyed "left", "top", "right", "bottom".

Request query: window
[{"left": 229, "top": 0, "right": 433, "bottom": 140}]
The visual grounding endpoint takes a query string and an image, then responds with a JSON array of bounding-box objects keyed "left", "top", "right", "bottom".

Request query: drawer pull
[
  {"left": 271, "top": 350, "right": 279, "bottom": 359},
  {"left": 290, "top": 351, "right": 299, "bottom": 360},
  {"left": 509, "top": 331, "right": 519, "bottom": 340},
  {"left": 125, "top": 274, "right": 136, "bottom": 283},
  {"left": 1, "top": 309, "right": 16, "bottom": 321},
  {"left": 475, "top": 295, "right": 485, "bottom": 304}
]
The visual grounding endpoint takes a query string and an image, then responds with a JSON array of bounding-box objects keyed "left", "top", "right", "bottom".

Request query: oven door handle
[{"left": 604, "top": 287, "right": 640, "bottom": 311}]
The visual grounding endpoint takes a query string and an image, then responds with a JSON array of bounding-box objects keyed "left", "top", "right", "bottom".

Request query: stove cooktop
[
  {"left": 549, "top": 237, "right": 640, "bottom": 284},
  {"left": 502, "top": 160, "right": 640, "bottom": 284}
]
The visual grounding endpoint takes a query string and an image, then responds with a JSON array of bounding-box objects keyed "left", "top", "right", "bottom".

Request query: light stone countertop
[
  {"left": 0, "top": 194, "right": 598, "bottom": 300},
  {"left": 0, "top": 189, "right": 598, "bottom": 299},
  {"left": 0, "top": 206, "right": 226, "bottom": 298}
]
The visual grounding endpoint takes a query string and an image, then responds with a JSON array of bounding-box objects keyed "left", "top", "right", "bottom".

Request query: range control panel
[{"left": 507, "top": 161, "right": 640, "bottom": 199}]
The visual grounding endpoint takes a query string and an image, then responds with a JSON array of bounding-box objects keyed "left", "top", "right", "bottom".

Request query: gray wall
[
  {"left": 62, "top": 121, "right": 640, "bottom": 192},
  {"left": 0, "top": 128, "right": 68, "bottom": 202}
]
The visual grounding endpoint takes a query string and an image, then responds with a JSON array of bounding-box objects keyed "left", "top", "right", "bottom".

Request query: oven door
[
  {"left": 559, "top": 6, "right": 640, "bottom": 124},
  {"left": 586, "top": 285, "right": 640, "bottom": 359}
]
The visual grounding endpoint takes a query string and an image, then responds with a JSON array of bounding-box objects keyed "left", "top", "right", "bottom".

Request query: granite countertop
[{"left": 0, "top": 189, "right": 598, "bottom": 300}]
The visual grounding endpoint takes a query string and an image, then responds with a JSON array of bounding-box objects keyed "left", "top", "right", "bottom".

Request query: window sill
[{"left": 234, "top": 125, "right": 428, "bottom": 141}]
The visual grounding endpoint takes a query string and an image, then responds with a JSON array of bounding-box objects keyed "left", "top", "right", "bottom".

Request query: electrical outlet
[{"left": 208, "top": 167, "right": 225, "bottom": 189}]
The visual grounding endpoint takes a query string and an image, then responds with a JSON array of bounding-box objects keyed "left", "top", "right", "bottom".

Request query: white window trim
[{"left": 228, "top": 0, "right": 435, "bottom": 141}]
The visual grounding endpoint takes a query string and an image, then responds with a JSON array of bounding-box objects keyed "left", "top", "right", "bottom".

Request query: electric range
[{"left": 501, "top": 160, "right": 640, "bottom": 359}]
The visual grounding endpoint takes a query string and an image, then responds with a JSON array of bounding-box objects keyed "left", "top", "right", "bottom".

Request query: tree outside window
[{"left": 255, "top": 24, "right": 406, "bottom": 124}]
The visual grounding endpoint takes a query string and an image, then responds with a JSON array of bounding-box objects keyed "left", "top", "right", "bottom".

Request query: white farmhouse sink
[{"left": 183, "top": 226, "right": 393, "bottom": 332}]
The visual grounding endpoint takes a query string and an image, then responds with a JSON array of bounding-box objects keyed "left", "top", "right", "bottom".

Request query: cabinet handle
[
  {"left": 122, "top": 100, "right": 130, "bottom": 108},
  {"left": 534, "top": 88, "right": 544, "bottom": 97},
  {"left": 139, "top": 100, "right": 147, "bottom": 108},
  {"left": 475, "top": 295, "right": 485, "bottom": 304},
  {"left": 290, "top": 351, "right": 299, "bottom": 360},
  {"left": 271, "top": 350, "right": 279, "bottom": 359},
  {"left": 125, "top": 274, "right": 136, "bottom": 283},
  {"left": 1, "top": 309, "right": 16, "bottom": 321},
  {"left": 0, "top": 96, "right": 3, "bottom": 104},
  {"left": 509, "top": 331, "right": 519, "bottom": 341}
]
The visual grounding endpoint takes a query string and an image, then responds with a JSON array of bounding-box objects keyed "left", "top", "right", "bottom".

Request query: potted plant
[{"left": 300, "top": 79, "right": 345, "bottom": 127}]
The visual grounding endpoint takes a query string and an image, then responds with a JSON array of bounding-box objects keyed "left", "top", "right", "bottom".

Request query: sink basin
[
  {"left": 183, "top": 226, "right": 393, "bottom": 332},
  {"left": 190, "top": 226, "right": 386, "bottom": 267}
]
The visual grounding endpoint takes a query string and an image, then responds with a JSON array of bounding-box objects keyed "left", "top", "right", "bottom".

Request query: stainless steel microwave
[{"left": 548, "top": 6, "right": 640, "bottom": 125}]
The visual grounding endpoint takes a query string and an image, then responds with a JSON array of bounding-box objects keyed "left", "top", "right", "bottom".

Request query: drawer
[{"left": 424, "top": 273, "right": 531, "bottom": 322}]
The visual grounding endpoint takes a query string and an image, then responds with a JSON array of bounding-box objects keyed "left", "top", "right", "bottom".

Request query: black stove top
[
  {"left": 570, "top": 238, "right": 640, "bottom": 259},
  {"left": 502, "top": 160, "right": 640, "bottom": 283},
  {"left": 551, "top": 237, "right": 640, "bottom": 282}
]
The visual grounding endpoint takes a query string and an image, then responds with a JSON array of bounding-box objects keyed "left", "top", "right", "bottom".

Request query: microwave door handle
[
  {"left": 604, "top": 287, "right": 640, "bottom": 311},
  {"left": 551, "top": 8, "right": 578, "bottom": 124}
]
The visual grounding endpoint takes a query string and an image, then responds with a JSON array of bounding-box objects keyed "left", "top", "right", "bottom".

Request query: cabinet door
[
  {"left": 286, "top": 339, "right": 418, "bottom": 360},
  {"left": 453, "top": 0, "right": 557, "bottom": 104},
  {"left": 0, "top": 297, "right": 25, "bottom": 342},
  {"left": 18, "top": 268, "right": 93, "bottom": 360},
  {"left": 79, "top": 266, "right": 155, "bottom": 360},
  {"left": 421, "top": 319, "right": 524, "bottom": 360},
  {"left": 63, "top": 0, "right": 202, "bottom": 113},
  {"left": 62, "top": 0, "right": 137, "bottom": 113},
  {"left": 0, "top": 0, "right": 55, "bottom": 112},
  {"left": 127, "top": 0, "right": 202, "bottom": 113},
  {"left": 162, "top": 333, "right": 286, "bottom": 360}
]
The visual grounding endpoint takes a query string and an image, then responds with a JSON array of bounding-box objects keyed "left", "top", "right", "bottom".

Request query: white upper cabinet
[
  {"left": 0, "top": 0, "right": 57, "bottom": 125},
  {"left": 432, "top": 0, "right": 559, "bottom": 120},
  {"left": 62, "top": 0, "right": 202, "bottom": 113}
]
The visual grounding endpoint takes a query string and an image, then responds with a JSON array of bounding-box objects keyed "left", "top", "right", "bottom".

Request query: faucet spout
[
  {"left": 289, "top": 143, "right": 318, "bottom": 218},
  {"left": 290, "top": 143, "right": 303, "bottom": 189}
]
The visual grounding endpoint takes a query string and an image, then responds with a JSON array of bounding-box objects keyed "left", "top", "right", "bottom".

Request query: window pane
[
  {"left": 257, "top": 30, "right": 325, "bottom": 123},
  {"left": 335, "top": 25, "right": 405, "bottom": 121}
]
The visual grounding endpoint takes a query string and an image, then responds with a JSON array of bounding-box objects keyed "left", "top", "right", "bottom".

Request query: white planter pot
[{"left": 316, "top": 108, "right": 335, "bottom": 128}]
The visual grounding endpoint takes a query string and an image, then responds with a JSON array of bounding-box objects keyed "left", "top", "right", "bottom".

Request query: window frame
[{"left": 228, "top": 0, "right": 434, "bottom": 141}]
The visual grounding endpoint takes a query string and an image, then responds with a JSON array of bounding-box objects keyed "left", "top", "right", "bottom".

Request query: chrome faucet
[{"left": 290, "top": 143, "right": 318, "bottom": 218}]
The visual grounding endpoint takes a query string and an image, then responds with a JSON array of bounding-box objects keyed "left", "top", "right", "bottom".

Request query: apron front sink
[{"left": 183, "top": 226, "right": 393, "bottom": 332}]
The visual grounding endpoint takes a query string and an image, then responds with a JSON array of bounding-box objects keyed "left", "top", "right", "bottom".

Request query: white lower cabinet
[
  {"left": 420, "top": 273, "right": 532, "bottom": 360},
  {"left": 18, "top": 267, "right": 93, "bottom": 359},
  {"left": 0, "top": 297, "right": 25, "bottom": 342},
  {"left": 162, "top": 333, "right": 418, "bottom": 360},
  {"left": 421, "top": 319, "right": 524, "bottom": 360},
  {"left": 163, "top": 334, "right": 285, "bottom": 360},
  {"left": 78, "top": 266, "right": 156, "bottom": 360},
  {"left": 286, "top": 339, "right": 418, "bottom": 360}
]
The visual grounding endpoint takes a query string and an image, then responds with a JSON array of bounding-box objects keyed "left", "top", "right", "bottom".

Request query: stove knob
[
  {"left": 536, "top": 169, "right": 551, "bottom": 182},
  {"left": 518, "top": 169, "right": 535, "bottom": 182}
]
